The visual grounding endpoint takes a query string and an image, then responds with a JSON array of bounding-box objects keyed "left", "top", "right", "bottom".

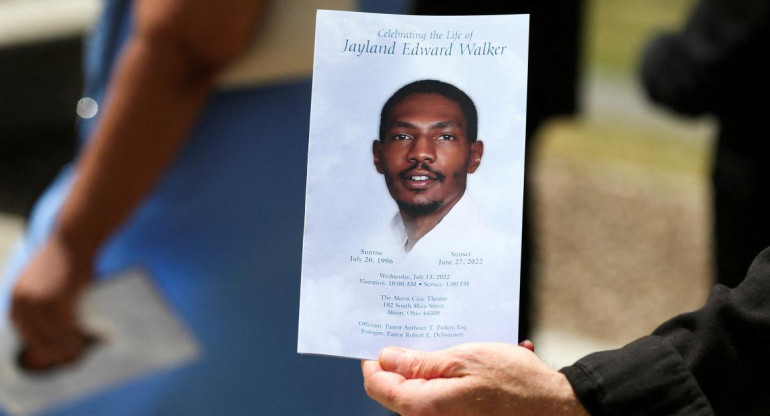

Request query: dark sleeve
[
  {"left": 639, "top": 0, "right": 770, "bottom": 117},
  {"left": 561, "top": 247, "right": 770, "bottom": 415}
]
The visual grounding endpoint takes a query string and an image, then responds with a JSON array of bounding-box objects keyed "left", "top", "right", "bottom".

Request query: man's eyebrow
[
  {"left": 387, "top": 120, "right": 462, "bottom": 130},
  {"left": 429, "top": 121, "right": 461, "bottom": 130},
  {"left": 387, "top": 121, "right": 418, "bottom": 130}
]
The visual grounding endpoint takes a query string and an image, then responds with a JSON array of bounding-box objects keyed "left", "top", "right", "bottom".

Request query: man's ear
[
  {"left": 467, "top": 140, "right": 483, "bottom": 173},
  {"left": 373, "top": 140, "right": 384, "bottom": 174}
]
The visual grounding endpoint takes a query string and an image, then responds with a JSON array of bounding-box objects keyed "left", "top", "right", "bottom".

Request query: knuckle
[
  {"left": 382, "top": 383, "right": 401, "bottom": 404},
  {"left": 398, "top": 401, "right": 420, "bottom": 416},
  {"left": 362, "top": 378, "right": 375, "bottom": 396},
  {"left": 436, "top": 355, "right": 467, "bottom": 377},
  {"left": 404, "top": 354, "right": 426, "bottom": 376},
  {"left": 404, "top": 401, "right": 440, "bottom": 416}
]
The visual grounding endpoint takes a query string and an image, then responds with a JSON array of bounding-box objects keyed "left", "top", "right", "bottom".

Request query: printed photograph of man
[{"left": 373, "top": 79, "right": 485, "bottom": 253}]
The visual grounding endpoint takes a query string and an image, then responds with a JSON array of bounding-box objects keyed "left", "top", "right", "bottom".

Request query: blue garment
[{"left": 1, "top": 1, "right": 410, "bottom": 414}]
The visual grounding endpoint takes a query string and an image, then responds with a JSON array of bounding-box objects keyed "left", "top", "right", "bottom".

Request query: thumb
[{"left": 379, "top": 346, "right": 464, "bottom": 380}]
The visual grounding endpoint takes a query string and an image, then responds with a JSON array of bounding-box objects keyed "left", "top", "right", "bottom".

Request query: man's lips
[
  {"left": 397, "top": 164, "right": 444, "bottom": 190},
  {"left": 402, "top": 173, "right": 435, "bottom": 189}
]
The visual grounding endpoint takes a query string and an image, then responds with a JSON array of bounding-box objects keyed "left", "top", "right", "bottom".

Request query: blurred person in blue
[
  {"left": 640, "top": 0, "right": 770, "bottom": 288},
  {"left": 1, "top": 0, "right": 407, "bottom": 414}
]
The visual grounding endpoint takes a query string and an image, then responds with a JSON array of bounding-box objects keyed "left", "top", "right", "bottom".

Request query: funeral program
[{"left": 298, "top": 10, "right": 528, "bottom": 359}]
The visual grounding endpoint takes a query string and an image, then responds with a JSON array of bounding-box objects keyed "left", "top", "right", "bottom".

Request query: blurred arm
[
  {"left": 11, "top": 0, "right": 266, "bottom": 370},
  {"left": 61, "top": 0, "right": 266, "bottom": 259}
]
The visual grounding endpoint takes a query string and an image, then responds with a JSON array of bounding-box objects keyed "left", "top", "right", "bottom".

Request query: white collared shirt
[{"left": 387, "top": 194, "right": 509, "bottom": 259}]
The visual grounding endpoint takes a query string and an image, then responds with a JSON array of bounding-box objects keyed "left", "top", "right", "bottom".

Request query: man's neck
[{"left": 399, "top": 194, "right": 464, "bottom": 252}]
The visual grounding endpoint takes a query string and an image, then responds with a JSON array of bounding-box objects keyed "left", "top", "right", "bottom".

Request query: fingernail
[
  {"left": 380, "top": 346, "right": 407, "bottom": 369},
  {"left": 518, "top": 340, "right": 535, "bottom": 352}
]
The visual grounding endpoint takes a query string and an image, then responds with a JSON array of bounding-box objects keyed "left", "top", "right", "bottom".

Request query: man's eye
[
  {"left": 392, "top": 134, "right": 411, "bottom": 141},
  {"left": 437, "top": 134, "right": 455, "bottom": 141}
]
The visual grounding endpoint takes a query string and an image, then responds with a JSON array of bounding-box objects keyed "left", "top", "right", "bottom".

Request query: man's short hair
[{"left": 379, "top": 79, "right": 478, "bottom": 142}]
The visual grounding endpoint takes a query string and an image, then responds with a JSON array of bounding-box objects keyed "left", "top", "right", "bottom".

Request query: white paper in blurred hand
[{"left": 0, "top": 268, "right": 201, "bottom": 416}]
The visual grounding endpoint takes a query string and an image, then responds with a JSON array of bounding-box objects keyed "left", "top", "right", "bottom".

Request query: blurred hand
[
  {"left": 362, "top": 342, "right": 589, "bottom": 416},
  {"left": 11, "top": 235, "right": 93, "bottom": 371}
]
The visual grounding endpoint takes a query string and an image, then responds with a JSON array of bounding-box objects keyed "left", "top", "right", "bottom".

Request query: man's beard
[
  {"left": 396, "top": 199, "right": 444, "bottom": 216},
  {"left": 386, "top": 162, "right": 447, "bottom": 216}
]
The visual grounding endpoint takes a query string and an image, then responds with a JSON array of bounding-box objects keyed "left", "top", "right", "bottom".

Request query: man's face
[{"left": 373, "top": 93, "right": 483, "bottom": 214}]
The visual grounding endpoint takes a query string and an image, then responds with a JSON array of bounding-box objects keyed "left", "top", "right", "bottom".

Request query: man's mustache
[{"left": 397, "top": 163, "right": 446, "bottom": 182}]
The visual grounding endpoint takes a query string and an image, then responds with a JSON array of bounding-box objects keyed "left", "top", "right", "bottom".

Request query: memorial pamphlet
[{"left": 298, "top": 10, "right": 529, "bottom": 359}]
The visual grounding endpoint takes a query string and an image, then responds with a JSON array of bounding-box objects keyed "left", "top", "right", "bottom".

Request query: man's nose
[{"left": 407, "top": 136, "right": 436, "bottom": 163}]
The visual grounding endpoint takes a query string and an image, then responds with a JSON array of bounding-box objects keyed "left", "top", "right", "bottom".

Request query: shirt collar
[{"left": 390, "top": 194, "right": 476, "bottom": 253}]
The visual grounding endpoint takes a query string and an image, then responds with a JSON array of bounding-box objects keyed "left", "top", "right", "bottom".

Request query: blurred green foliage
[{"left": 587, "top": 0, "right": 697, "bottom": 76}]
